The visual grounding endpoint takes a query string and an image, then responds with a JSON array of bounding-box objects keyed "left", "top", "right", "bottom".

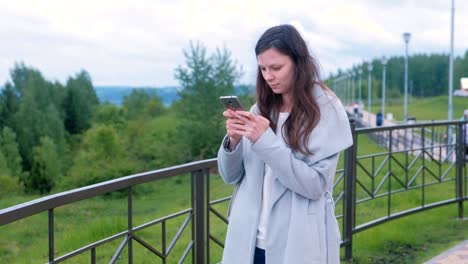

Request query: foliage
[
  {"left": 64, "top": 70, "right": 99, "bottom": 134},
  {"left": 0, "top": 127, "right": 23, "bottom": 178},
  {"left": 174, "top": 42, "right": 242, "bottom": 160},
  {"left": 63, "top": 124, "right": 136, "bottom": 188},
  {"left": 0, "top": 175, "right": 23, "bottom": 198},
  {"left": 92, "top": 103, "right": 127, "bottom": 129},
  {"left": 122, "top": 89, "right": 166, "bottom": 120},
  {"left": 29, "top": 137, "right": 61, "bottom": 194},
  {"left": 0, "top": 82, "right": 19, "bottom": 128}
]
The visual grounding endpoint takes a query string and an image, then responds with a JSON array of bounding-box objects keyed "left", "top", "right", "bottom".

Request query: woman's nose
[{"left": 264, "top": 70, "right": 274, "bottom": 81}]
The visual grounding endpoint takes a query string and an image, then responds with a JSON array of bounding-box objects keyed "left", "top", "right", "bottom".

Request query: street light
[
  {"left": 381, "top": 56, "right": 388, "bottom": 124},
  {"left": 403, "top": 32, "right": 411, "bottom": 123},
  {"left": 368, "top": 62, "right": 373, "bottom": 126},
  {"left": 448, "top": 0, "right": 455, "bottom": 122},
  {"left": 358, "top": 67, "right": 363, "bottom": 118},
  {"left": 350, "top": 70, "right": 355, "bottom": 104}
]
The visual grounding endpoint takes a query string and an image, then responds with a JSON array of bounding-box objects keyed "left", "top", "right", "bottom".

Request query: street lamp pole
[
  {"left": 403, "top": 32, "right": 411, "bottom": 123},
  {"left": 358, "top": 67, "right": 363, "bottom": 119},
  {"left": 351, "top": 71, "right": 355, "bottom": 104},
  {"left": 448, "top": 0, "right": 455, "bottom": 122},
  {"left": 368, "top": 62, "right": 373, "bottom": 126},
  {"left": 381, "top": 56, "right": 388, "bottom": 124}
]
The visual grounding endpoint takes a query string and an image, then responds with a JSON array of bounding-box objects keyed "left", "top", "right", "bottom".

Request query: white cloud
[{"left": 0, "top": 0, "right": 466, "bottom": 86}]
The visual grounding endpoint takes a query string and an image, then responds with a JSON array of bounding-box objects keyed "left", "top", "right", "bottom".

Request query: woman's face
[{"left": 257, "top": 48, "right": 295, "bottom": 98}]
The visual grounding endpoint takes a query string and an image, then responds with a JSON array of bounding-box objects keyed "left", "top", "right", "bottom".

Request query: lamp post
[
  {"left": 381, "top": 56, "right": 388, "bottom": 124},
  {"left": 448, "top": 0, "right": 455, "bottom": 122},
  {"left": 358, "top": 67, "right": 363, "bottom": 119},
  {"left": 350, "top": 70, "right": 355, "bottom": 104},
  {"left": 403, "top": 32, "right": 411, "bottom": 123},
  {"left": 367, "top": 62, "right": 373, "bottom": 126}
]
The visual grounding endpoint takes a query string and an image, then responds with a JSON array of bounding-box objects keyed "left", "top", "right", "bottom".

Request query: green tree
[
  {"left": 93, "top": 103, "right": 127, "bottom": 128},
  {"left": 174, "top": 42, "right": 241, "bottom": 160},
  {"left": 122, "top": 89, "right": 165, "bottom": 120},
  {"left": 0, "top": 151, "right": 23, "bottom": 197},
  {"left": 64, "top": 70, "right": 99, "bottom": 134},
  {"left": 63, "top": 124, "right": 135, "bottom": 188},
  {"left": 0, "top": 82, "right": 20, "bottom": 128},
  {"left": 0, "top": 127, "right": 23, "bottom": 178},
  {"left": 30, "top": 137, "right": 61, "bottom": 193},
  {"left": 11, "top": 66, "right": 67, "bottom": 172}
]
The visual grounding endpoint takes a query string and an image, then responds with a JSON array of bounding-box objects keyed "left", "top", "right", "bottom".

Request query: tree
[
  {"left": 174, "top": 42, "right": 242, "bottom": 160},
  {"left": 0, "top": 127, "right": 23, "bottom": 178},
  {"left": 63, "top": 124, "right": 135, "bottom": 189},
  {"left": 11, "top": 65, "right": 67, "bottom": 171},
  {"left": 122, "top": 89, "right": 165, "bottom": 120},
  {"left": 30, "top": 137, "right": 61, "bottom": 193},
  {"left": 64, "top": 70, "right": 99, "bottom": 134},
  {"left": 93, "top": 103, "right": 127, "bottom": 128},
  {"left": 0, "top": 151, "right": 23, "bottom": 197},
  {"left": 0, "top": 82, "right": 20, "bottom": 128}
]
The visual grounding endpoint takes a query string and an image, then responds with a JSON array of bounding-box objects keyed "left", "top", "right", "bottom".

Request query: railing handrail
[
  {"left": 355, "top": 119, "right": 466, "bottom": 133},
  {"left": 0, "top": 158, "right": 217, "bottom": 226}
]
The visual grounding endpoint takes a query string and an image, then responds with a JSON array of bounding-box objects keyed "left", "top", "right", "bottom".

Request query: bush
[{"left": 0, "top": 175, "right": 23, "bottom": 197}]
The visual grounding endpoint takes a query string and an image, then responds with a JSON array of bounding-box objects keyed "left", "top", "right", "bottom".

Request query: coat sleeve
[
  {"left": 251, "top": 128, "right": 339, "bottom": 200},
  {"left": 217, "top": 135, "right": 245, "bottom": 185}
]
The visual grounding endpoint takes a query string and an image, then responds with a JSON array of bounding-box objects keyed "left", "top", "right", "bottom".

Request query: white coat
[{"left": 217, "top": 86, "right": 353, "bottom": 264}]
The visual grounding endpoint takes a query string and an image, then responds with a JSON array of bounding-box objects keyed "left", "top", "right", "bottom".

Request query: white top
[{"left": 256, "top": 112, "right": 289, "bottom": 249}]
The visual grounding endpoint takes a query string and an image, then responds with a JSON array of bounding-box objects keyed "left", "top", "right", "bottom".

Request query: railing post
[
  {"left": 192, "top": 170, "right": 207, "bottom": 264},
  {"left": 128, "top": 186, "right": 133, "bottom": 264},
  {"left": 344, "top": 119, "right": 357, "bottom": 260},
  {"left": 49, "top": 209, "right": 54, "bottom": 264},
  {"left": 456, "top": 122, "right": 465, "bottom": 218}
]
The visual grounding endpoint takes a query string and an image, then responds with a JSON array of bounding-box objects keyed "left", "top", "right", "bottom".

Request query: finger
[
  {"left": 227, "top": 118, "right": 245, "bottom": 126},
  {"left": 234, "top": 111, "right": 253, "bottom": 118},
  {"left": 228, "top": 122, "right": 247, "bottom": 131},
  {"left": 234, "top": 112, "right": 255, "bottom": 123},
  {"left": 223, "top": 110, "right": 236, "bottom": 118}
]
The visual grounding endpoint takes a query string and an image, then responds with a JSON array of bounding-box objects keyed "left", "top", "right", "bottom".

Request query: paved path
[
  {"left": 424, "top": 240, "right": 468, "bottom": 264},
  {"left": 345, "top": 106, "right": 454, "bottom": 162}
]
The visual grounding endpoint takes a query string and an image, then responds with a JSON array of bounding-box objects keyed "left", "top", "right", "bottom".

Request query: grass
[{"left": 376, "top": 95, "right": 468, "bottom": 121}]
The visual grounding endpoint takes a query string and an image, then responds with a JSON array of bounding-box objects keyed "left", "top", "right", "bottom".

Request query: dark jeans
[{"left": 253, "top": 247, "right": 265, "bottom": 264}]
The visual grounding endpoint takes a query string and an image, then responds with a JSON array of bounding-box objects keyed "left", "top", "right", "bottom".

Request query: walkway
[
  {"left": 424, "top": 240, "right": 468, "bottom": 264},
  {"left": 345, "top": 106, "right": 454, "bottom": 162}
]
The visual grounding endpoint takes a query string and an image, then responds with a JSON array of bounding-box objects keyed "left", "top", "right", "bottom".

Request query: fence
[{"left": 0, "top": 120, "right": 467, "bottom": 263}]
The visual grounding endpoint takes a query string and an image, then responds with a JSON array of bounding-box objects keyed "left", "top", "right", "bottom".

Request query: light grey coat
[{"left": 217, "top": 87, "right": 353, "bottom": 264}]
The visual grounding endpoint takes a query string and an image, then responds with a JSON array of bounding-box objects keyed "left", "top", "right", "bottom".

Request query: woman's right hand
[{"left": 224, "top": 109, "right": 243, "bottom": 150}]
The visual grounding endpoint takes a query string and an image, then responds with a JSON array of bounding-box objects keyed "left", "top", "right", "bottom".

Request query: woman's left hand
[{"left": 229, "top": 111, "right": 270, "bottom": 143}]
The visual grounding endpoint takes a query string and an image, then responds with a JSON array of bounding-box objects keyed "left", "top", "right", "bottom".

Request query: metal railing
[{"left": 0, "top": 120, "right": 467, "bottom": 263}]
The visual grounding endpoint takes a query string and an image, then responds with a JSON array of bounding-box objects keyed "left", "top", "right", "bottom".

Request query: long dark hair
[{"left": 255, "top": 24, "right": 325, "bottom": 155}]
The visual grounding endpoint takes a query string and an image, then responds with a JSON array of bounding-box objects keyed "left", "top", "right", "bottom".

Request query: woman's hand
[
  {"left": 230, "top": 111, "right": 270, "bottom": 143},
  {"left": 223, "top": 109, "right": 244, "bottom": 150}
]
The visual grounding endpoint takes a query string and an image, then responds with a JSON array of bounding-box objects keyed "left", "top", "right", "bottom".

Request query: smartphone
[{"left": 219, "top": 96, "right": 244, "bottom": 110}]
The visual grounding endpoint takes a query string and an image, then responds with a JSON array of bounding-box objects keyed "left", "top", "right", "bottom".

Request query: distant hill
[{"left": 95, "top": 86, "right": 180, "bottom": 106}]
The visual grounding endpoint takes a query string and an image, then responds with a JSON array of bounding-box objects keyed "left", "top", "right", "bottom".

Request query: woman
[{"left": 217, "top": 24, "right": 353, "bottom": 264}]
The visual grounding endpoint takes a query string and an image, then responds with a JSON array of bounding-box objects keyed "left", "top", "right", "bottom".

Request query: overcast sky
[{"left": 1, "top": 0, "right": 467, "bottom": 87}]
